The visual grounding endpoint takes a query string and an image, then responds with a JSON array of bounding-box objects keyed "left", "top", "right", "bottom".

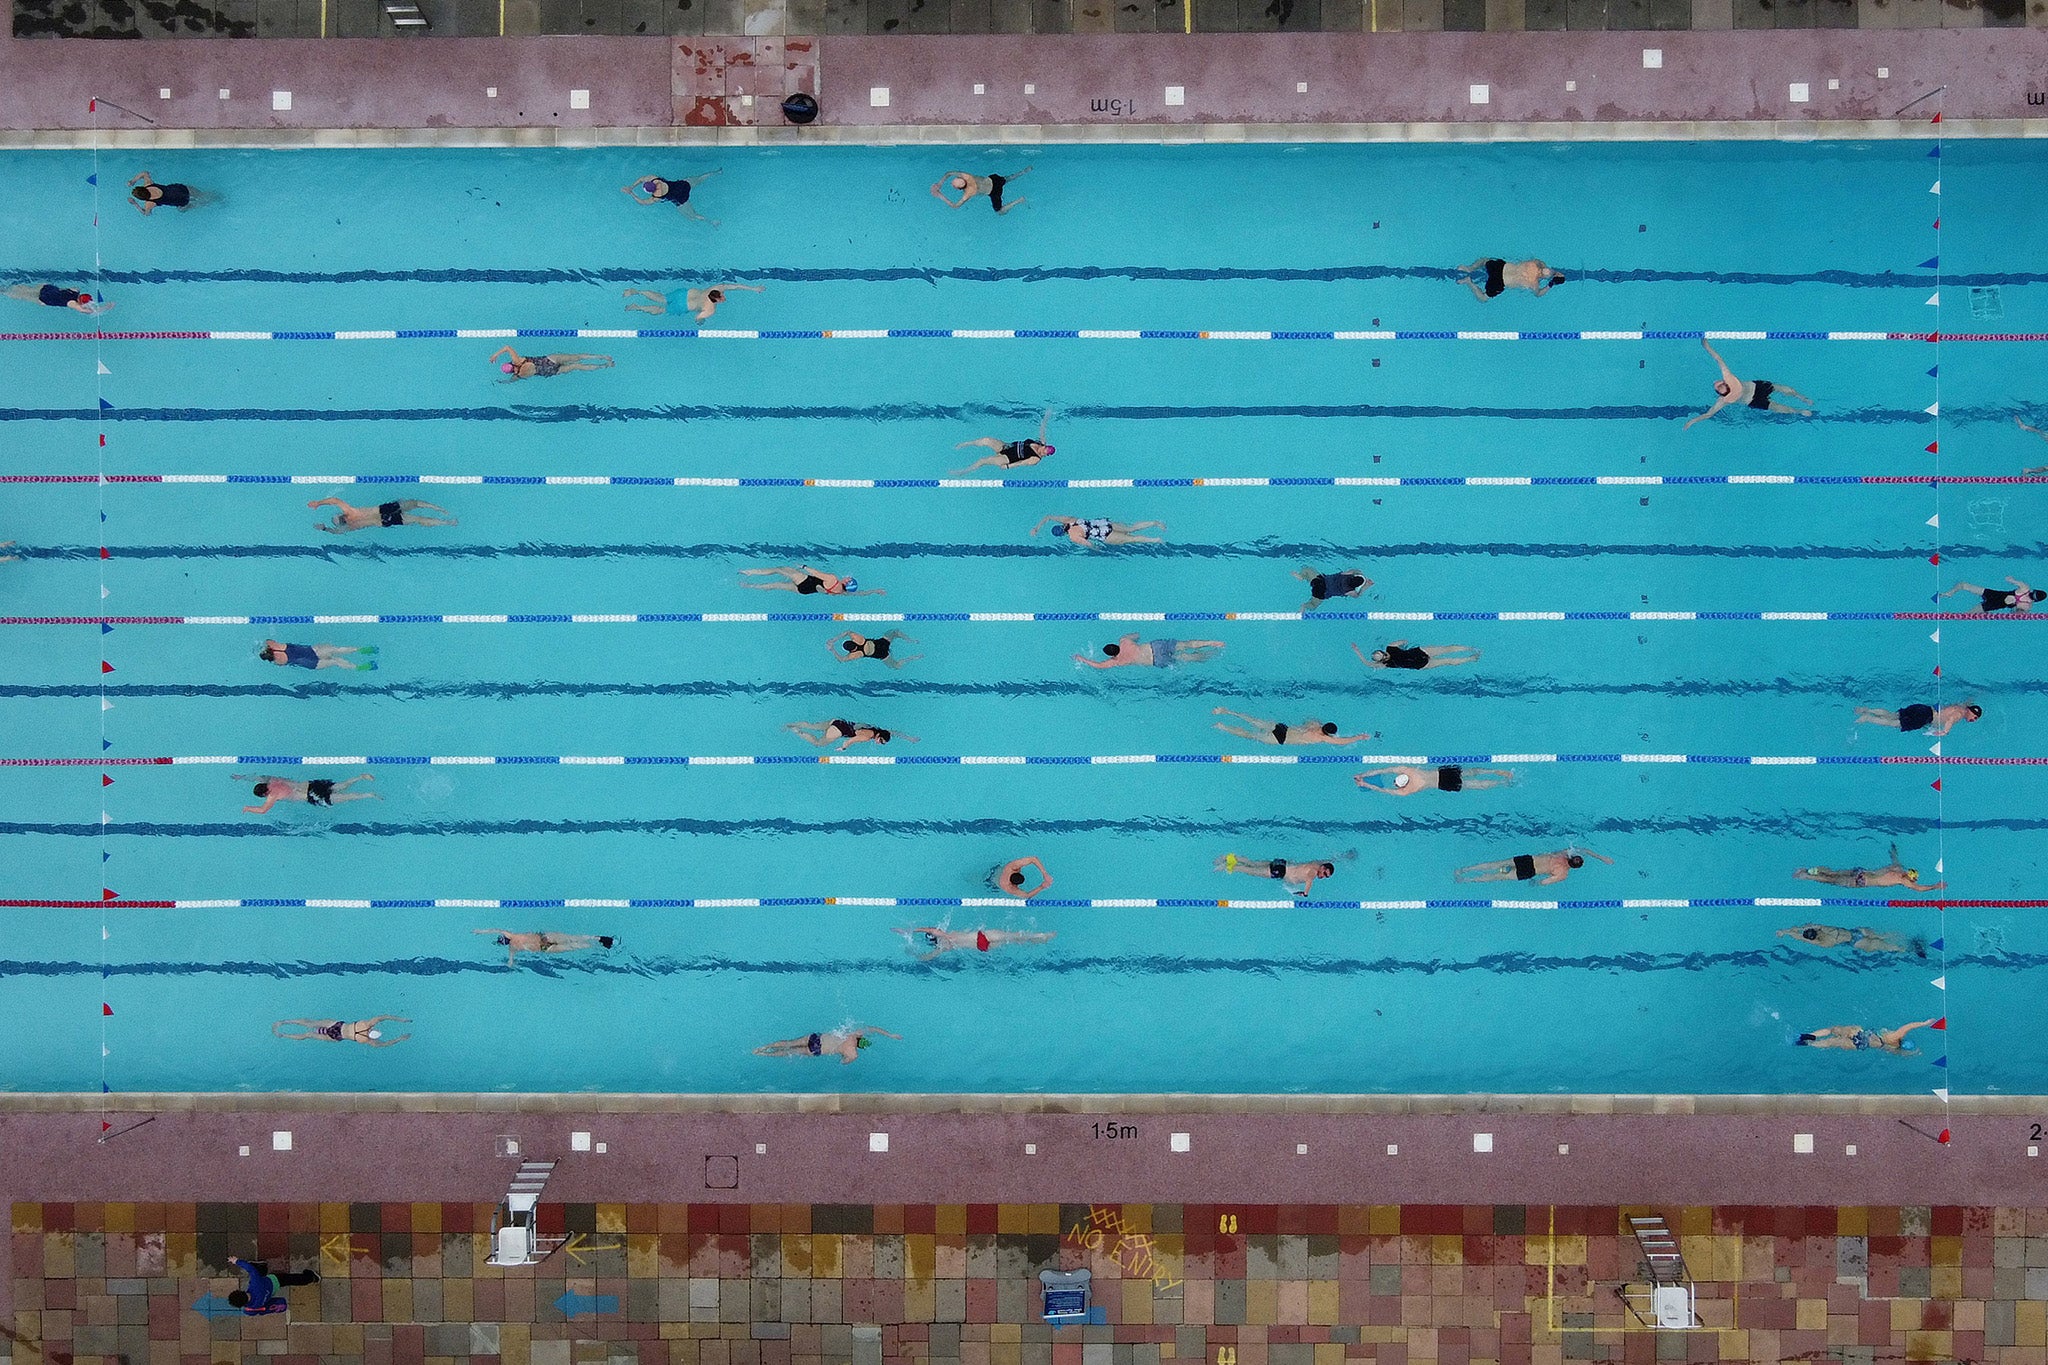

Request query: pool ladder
[
  {"left": 1620, "top": 1214, "right": 1698, "bottom": 1329},
  {"left": 382, "top": 0, "right": 430, "bottom": 27}
]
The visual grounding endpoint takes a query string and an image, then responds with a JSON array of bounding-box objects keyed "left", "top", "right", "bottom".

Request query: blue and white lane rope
[
  {"left": 10, "top": 895, "right": 1976, "bottom": 911},
  {"left": 1, "top": 326, "right": 2030, "bottom": 344},
  {"left": 16, "top": 472, "right": 2040, "bottom": 489},
  {"left": 15, "top": 609, "right": 2042, "bottom": 626},
  {"left": 28, "top": 752, "right": 2028, "bottom": 768}
]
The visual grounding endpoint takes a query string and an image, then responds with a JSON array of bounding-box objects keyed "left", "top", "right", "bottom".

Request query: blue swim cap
[{"left": 841, "top": 577, "right": 858, "bottom": 592}]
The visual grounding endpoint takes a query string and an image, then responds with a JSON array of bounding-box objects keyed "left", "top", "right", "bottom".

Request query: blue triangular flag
[
  {"left": 1930, "top": 937, "right": 1943, "bottom": 951},
  {"left": 99, "top": 510, "right": 107, "bottom": 522},
  {"left": 101, "top": 738, "right": 111, "bottom": 750},
  {"left": 1919, "top": 257, "right": 1938, "bottom": 270},
  {"left": 102, "top": 1081, "right": 110, "bottom": 1093},
  {"left": 1932, "top": 1055, "right": 1948, "bottom": 1067},
  {"left": 1926, "top": 366, "right": 1938, "bottom": 378},
  {"left": 100, "top": 621, "right": 112, "bottom": 634},
  {"left": 102, "top": 849, "right": 110, "bottom": 859},
  {"left": 1927, "top": 145, "right": 1940, "bottom": 157},
  {"left": 99, "top": 398, "right": 112, "bottom": 410},
  {"left": 86, "top": 173, "right": 97, "bottom": 185}
]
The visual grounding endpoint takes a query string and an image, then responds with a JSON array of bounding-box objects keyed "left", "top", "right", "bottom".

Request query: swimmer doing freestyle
[{"left": 896, "top": 925, "right": 1056, "bottom": 959}]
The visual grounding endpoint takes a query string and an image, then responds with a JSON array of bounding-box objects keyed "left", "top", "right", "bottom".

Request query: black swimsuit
[
  {"left": 377, "top": 501, "right": 404, "bottom": 528},
  {"left": 37, "top": 285, "right": 82, "bottom": 308},
  {"left": 1511, "top": 854, "right": 1536, "bottom": 880},
  {"left": 998, "top": 441, "right": 1038, "bottom": 466},
  {"left": 1747, "top": 380, "right": 1775, "bottom": 411},
  {"left": 1310, "top": 572, "right": 1362, "bottom": 601},
  {"left": 1271, "top": 723, "right": 1289, "bottom": 745},
  {"left": 1382, "top": 645, "right": 1429, "bottom": 670},
  {"left": 1436, "top": 766, "right": 1464, "bottom": 793},
  {"left": 1483, "top": 259, "right": 1506, "bottom": 298},
  {"left": 1983, "top": 589, "right": 2022, "bottom": 612},
  {"left": 796, "top": 576, "right": 826, "bottom": 594},
  {"left": 306, "top": 780, "right": 336, "bottom": 805},
  {"left": 154, "top": 183, "right": 192, "bottom": 207},
  {"left": 866, "top": 637, "right": 891, "bottom": 659},
  {"left": 987, "top": 174, "right": 1007, "bottom": 211}
]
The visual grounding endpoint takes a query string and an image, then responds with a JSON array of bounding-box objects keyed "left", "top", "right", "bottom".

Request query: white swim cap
[
  {"left": 1393, "top": 772, "right": 1411, "bottom": 789},
  {"left": 367, "top": 1029, "right": 382, "bottom": 1040}
]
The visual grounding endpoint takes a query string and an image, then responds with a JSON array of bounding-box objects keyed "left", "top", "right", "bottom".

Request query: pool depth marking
[
  {"left": 10, "top": 752, "right": 2039, "bottom": 767},
  {"left": 7, "top": 473, "right": 2040, "bottom": 490},
  {"left": 10, "top": 896, "right": 2039, "bottom": 911},
  {"left": 4, "top": 610, "right": 2040, "bottom": 626},
  {"left": 1, "top": 327, "right": 2042, "bottom": 344}
]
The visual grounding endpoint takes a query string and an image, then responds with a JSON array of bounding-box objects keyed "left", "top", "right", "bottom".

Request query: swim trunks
[
  {"left": 377, "top": 501, "right": 404, "bottom": 528},
  {"left": 1311, "top": 572, "right": 1362, "bottom": 601},
  {"left": 1268, "top": 859, "right": 1287, "bottom": 880},
  {"left": 1437, "top": 765, "right": 1464, "bottom": 793},
  {"left": 1271, "top": 723, "right": 1290, "bottom": 745},
  {"left": 975, "top": 931, "right": 990, "bottom": 952},
  {"left": 987, "top": 174, "right": 1007, "bottom": 211},
  {"left": 805, "top": 1032, "right": 821, "bottom": 1055},
  {"left": 1511, "top": 854, "right": 1536, "bottom": 880},
  {"left": 283, "top": 643, "right": 318, "bottom": 669},
  {"left": 305, "top": 779, "right": 336, "bottom": 805},
  {"left": 1149, "top": 639, "right": 1179, "bottom": 668},
  {"left": 1483, "top": 259, "right": 1505, "bottom": 298},
  {"left": 1747, "top": 380, "right": 1775, "bottom": 411},
  {"left": 1382, "top": 645, "right": 1429, "bottom": 670},
  {"left": 1897, "top": 703, "right": 1935, "bottom": 732}
]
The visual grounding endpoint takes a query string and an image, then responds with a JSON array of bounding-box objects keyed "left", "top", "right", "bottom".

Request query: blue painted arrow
[
  {"left": 190, "top": 1293, "right": 242, "bottom": 1319},
  {"left": 554, "top": 1291, "right": 618, "bottom": 1318}
]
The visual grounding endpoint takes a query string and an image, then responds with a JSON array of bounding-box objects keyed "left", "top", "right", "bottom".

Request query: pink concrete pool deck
[{"left": 0, "top": 29, "right": 2042, "bottom": 138}]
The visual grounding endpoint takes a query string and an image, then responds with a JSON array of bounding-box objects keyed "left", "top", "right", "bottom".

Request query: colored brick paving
[{"left": 11, "top": 1201, "right": 2048, "bottom": 1364}]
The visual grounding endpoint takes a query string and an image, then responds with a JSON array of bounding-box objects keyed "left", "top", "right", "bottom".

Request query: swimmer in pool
[
  {"left": 930, "top": 165, "right": 1032, "bottom": 214},
  {"left": 1778, "top": 924, "right": 1926, "bottom": 956},
  {"left": 6, "top": 283, "right": 110, "bottom": 315},
  {"left": 128, "top": 171, "right": 207, "bottom": 214},
  {"left": 272, "top": 1015, "right": 410, "bottom": 1046},
  {"left": 1792, "top": 844, "right": 1945, "bottom": 892},
  {"left": 1853, "top": 701, "right": 1980, "bottom": 736},
  {"left": 236, "top": 771, "right": 381, "bottom": 814},
  {"left": 1030, "top": 514, "right": 1166, "bottom": 549},
  {"left": 308, "top": 497, "right": 458, "bottom": 533},
  {"left": 623, "top": 282, "right": 764, "bottom": 320},
  {"left": 2018, "top": 418, "right": 2048, "bottom": 472},
  {"left": 742, "top": 565, "right": 883, "bottom": 596},
  {"left": 991, "top": 856, "right": 1053, "bottom": 899},
  {"left": 953, "top": 409, "right": 1055, "bottom": 475},
  {"left": 897, "top": 925, "right": 1056, "bottom": 959},
  {"left": 473, "top": 929, "right": 617, "bottom": 967},
  {"left": 1353, "top": 640, "right": 1481, "bottom": 671},
  {"left": 1456, "top": 257, "right": 1564, "bottom": 300},
  {"left": 1455, "top": 846, "right": 1611, "bottom": 885},
  {"left": 1683, "top": 339, "right": 1814, "bottom": 428},
  {"left": 490, "top": 346, "right": 614, "bottom": 381},
  {"left": 260, "top": 640, "right": 376, "bottom": 671},
  {"left": 1795, "top": 1018, "right": 1939, "bottom": 1054},
  {"left": 0, "top": 541, "right": 17, "bottom": 563},
  {"left": 1074, "top": 633, "right": 1225, "bottom": 670},
  {"left": 1215, "top": 852, "right": 1338, "bottom": 899},
  {"left": 832, "top": 630, "right": 921, "bottom": 668},
  {"left": 1355, "top": 764, "right": 1514, "bottom": 796},
  {"left": 755, "top": 1024, "right": 901, "bottom": 1064},
  {"left": 1293, "top": 566, "right": 1373, "bottom": 611},
  {"left": 1942, "top": 576, "right": 2037, "bottom": 613},
  {"left": 621, "top": 169, "right": 722, "bottom": 224},
  {"left": 1211, "top": 707, "right": 1370, "bottom": 747},
  {"left": 786, "top": 718, "right": 915, "bottom": 750}
]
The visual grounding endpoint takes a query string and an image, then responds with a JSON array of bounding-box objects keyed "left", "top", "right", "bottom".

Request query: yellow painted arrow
[
  {"left": 320, "top": 1234, "right": 366, "bottom": 1264},
  {"left": 563, "top": 1231, "right": 625, "bottom": 1266}
]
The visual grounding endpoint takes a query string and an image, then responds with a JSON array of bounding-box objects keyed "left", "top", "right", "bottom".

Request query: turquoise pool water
[{"left": 0, "top": 140, "right": 2043, "bottom": 1095}]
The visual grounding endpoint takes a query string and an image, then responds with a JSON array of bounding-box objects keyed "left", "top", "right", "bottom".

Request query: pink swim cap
[
  {"left": 1042, "top": 445, "right": 1055, "bottom": 454},
  {"left": 500, "top": 362, "right": 516, "bottom": 373}
]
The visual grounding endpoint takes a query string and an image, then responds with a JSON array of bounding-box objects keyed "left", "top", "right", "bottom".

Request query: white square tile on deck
[
  {"left": 1024, "top": 83, "right": 1036, "bottom": 94},
  {"left": 1642, "top": 48, "right": 1662, "bottom": 68},
  {"left": 1296, "top": 1143, "right": 1309, "bottom": 1154},
  {"left": 1169, "top": 1132, "right": 1190, "bottom": 1152},
  {"left": 487, "top": 86, "right": 498, "bottom": 97},
  {"left": 869, "top": 87, "right": 890, "bottom": 107},
  {"left": 571, "top": 1130, "right": 592, "bottom": 1151},
  {"left": 238, "top": 1145, "right": 250, "bottom": 1157},
  {"left": 272, "top": 1130, "right": 293, "bottom": 1151},
  {"left": 1296, "top": 82, "right": 1308, "bottom": 93},
  {"left": 1793, "top": 1132, "right": 1814, "bottom": 1154},
  {"left": 1878, "top": 66, "right": 1889, "bottom": 78},
  {"left": 755, "top": 1142, "right": 767, "bottom": 1154},
  {"left": 218, "top": 88, "right": 231, "bottom": 100},
  {"left": 973, "top": 83, "right": 985, "bottom": 95},
  {"left": 1828, "top": 78, "right": 1840, "bottom": 90},
  {"left": 569, "top": 89, "right": 590, "bottom": 109},
  {"left": 1845, "top": 1144, "right": 1857, "bottom": 1156},
  {"left": 1789, "top": 82, "right": 1810, "bottom": 103},
  {"left": 1469, "top": 84, "right": 1490, "bottom": 105},
  {"left": 159, "top": 88, "right": 172, "bottom": 99},
  {"left": 1557, "top": 1143, "right": 1570, "bottom": 1155},
  {"left": 1386, "top": 1143, "right": 1399, "bottom": 1156},
  {"left": 1025, "top": 1143, "right": 1037, "bottom": 1155},
  {"left": 1565, "top": 80, "right": 1576, "bottom": 92},
  {"left": 869, "top": 1131, "right": 889, "bottom": 1152},
  {"left": 271, "top": 91, "right": 291, "bottom": 111},
  {"left": 1473, "top": 1132, "right": 1494, "bottom": 1153},
  {"left": 1164, "top": 86, "right": 1185, "bottom": 106}
]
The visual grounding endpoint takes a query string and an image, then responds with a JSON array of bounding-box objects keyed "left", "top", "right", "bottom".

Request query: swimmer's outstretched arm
[
  {"left": 1036, "top": 408, "right": 1052, "bottom": 442},
  {"left": 1027, "top": 515, "right": 1070, "bottom": 537},
  {"left": 930, "top": 175, "right": 971, "bottom": 206},
  {"left": 2017, "top": 417, "right": 2048, "bottom": 442},
  {"left": 621, "top": 181, "right": 660, "bottom": 203},
  {"left": 1567, "top": 845, "right": 1614, "bottom": 865}
]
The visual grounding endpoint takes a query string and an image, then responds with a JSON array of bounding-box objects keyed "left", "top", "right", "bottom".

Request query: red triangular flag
[
  {"left": 1925, "top": 334, "right": 1940, "bottom": 346},
  {"left": 1938, "top": 1128, "right": 1951, "bottom": 1144},
  {"left": 101, "top": 1120, "right": 112, "bottom": 1132},
  {"left": 1932, "top": 1017, "right": 1947, "bottom": 1030},
  {"left": 100, "top": 661, "right": 114, "bottom": 674},
  {"left": 1932, "top": 219, "right": 1940, "bottom": 229},
  {"left": 1929, "top": 554, "right": 1940, "bottom": 566},
  {"left": 101, "top": 774, "right": 113, "bottom": 787},
  {"left": 1931, "top": 779, "right": 1942, "bottom": 791},
  {"left": 1925, "top": 442, "right": 1939, "bottom": 454},
  {"left": 1931, "top": 111, "right": 1942, "bottom": 123},
  {"left": 98, "top": 434, "right": 106, "bottom": 447},
  {"left": 1933, "top": 666, "right": 1941, "bottom": 676},
  {"left": 102, "top": 888, "right": 117, "bottom": 900},
  {"left": 98, "top": 547, "right": 109, "bottom": 560},
  {"left": 102, "top": 1003, "right": 113, "bottom": 1016}
]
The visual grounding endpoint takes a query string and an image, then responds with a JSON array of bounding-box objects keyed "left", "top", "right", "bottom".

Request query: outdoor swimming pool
[{"left": 0, "top": 138, "right": 2043, "bottom": 1096}]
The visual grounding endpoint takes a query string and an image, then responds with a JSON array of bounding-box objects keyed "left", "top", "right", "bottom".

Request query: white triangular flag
[
  {"left": 101, "top": 927, "right": 109, "bottom": 940},
  {"left": 1924, "top": 402, "right": 1940, "bottom": 416},
  {"left": 1929, "top": 741, "right": 1942, "bottom": 755},
  {"left": 1935, "top": 858, "right": 1944, "bottom": 873},
  {"left": 1930, "top": 180, "right": 1940, "bottom": 194},
  {"left": 101, "top": 1046, "right": 109, "bottom": 1057},
  {"left": 100, "top": 584, "right": 109, "bottom": 599},
  {"left": 1926, "top": 513, "right": 1939, "bottom": 528},
  {"left": 1925, "top": 293, "right": 1940, "bottom": 307},
  {"left": 100, "top": 698, "right": 114, "bottom": 711},
  {"left": 1933, "top": 1087, "right": 1949, "bottom": 1101},
  {"left": 1931, "top": 975, "right": 1946, "bottom": 990},
  {"left": 96, "top": 361, "right": 110, "bottom": 375},
  {"left": 1928, "top": 629, "right": 1940, "bottom": 644},
  {"left": 100, "top": 811, "right": 110, "bottom": 824}
]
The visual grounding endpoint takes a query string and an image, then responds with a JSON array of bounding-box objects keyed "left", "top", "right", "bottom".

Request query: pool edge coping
[{"left": 2, "top": 116, "right": 2042, "bottom": 149}]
